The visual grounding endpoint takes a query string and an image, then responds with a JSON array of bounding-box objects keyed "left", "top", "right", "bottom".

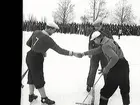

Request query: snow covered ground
[{"left": 21, "top": 31, "right": 140, "bottom": 105}]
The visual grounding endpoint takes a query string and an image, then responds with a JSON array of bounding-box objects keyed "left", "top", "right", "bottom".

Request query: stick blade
[{"left": 75, "top": 102, "right": 91, "bottom": 105}]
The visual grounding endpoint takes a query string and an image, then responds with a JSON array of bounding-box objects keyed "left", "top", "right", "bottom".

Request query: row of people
[{"left": 23, "top": 20, "right": 140, "bottom": 36}]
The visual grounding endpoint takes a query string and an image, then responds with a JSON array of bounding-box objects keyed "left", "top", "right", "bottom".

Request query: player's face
[
  {"left": 51, "top": 28, "right": 56, "bottom": 33},
  {"left": 94, "top": 37, "right": 100, "bottom": 44},
  {"left": 49, "top": 28, "right": 56, "bottom": 35}
]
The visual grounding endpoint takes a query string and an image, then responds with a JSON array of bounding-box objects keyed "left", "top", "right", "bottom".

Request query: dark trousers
[
  {"left": 100, "top": 58, "right": 130, "bottom": 105},
  {"left": 87, "top": 52, "right": 108, "bottom": 87},
  {"left": 26, "top": 50, "right": 45, "bottom": 89}
]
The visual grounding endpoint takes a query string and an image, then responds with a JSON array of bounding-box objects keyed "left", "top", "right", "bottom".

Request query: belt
[{"left": 30, "top": 49, "right": 42, "bottom": 55}]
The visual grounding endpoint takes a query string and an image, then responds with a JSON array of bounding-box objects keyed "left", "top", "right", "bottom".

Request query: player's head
[
  {"left": 93, "top": 18, "right": 103, "bottom": 30},
  {"left": 90, "top": 31, "right": 103, "bottom": 44},
  {"left": 45, "top": 21, "right": 59, "bottom": 35}
]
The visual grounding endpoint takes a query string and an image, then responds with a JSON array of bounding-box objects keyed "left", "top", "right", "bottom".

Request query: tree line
[
  {"left": 23, "top": 0, "right": 139, "bottom": 25},
  {"left": 52, "top": 0, "right": 137, "bottom": 25}
]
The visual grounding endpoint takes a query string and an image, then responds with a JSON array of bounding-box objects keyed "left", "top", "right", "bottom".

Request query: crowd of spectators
[{"left": 22, "top": 20, "right": 140, "bottom": 36}]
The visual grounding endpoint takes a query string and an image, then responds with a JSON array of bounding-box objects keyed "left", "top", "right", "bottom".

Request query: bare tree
[
  {"left": 52, "top": 0, "right": 75, "bottom": 24},
  {"left": 28, "top": 14, "right": 37, "bottom": 22},
  {"left": 23, "top": 14, "right": 25, "bottom": 21},
  {"left": 86, "top": 0, "right": 108, "bottom": 22},
  {"left": 112, "top": 0, "right": 136, "bottom": 25},
  {"left": 80, "top": 15, "right": 89, "bottom": 24},
  {"left": 138, "top": 19, "right": 140, "bottom": 25},
  {"left": 41, "top": 17, "right": 47, "bottom": 23}
]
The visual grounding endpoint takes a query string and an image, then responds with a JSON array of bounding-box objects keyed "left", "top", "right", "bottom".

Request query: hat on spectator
[
  {"left": 93, "top": 18, "right": 103, "bottom": 27},
  {"left": 47, "top": 21, "right": 59, "bottom": 29},
  {"left": 90, "top": 31, "right": 101, "bottom": 41}
]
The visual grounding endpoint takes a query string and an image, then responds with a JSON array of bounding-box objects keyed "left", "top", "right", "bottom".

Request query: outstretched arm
[
  {"left": 83, "top": 46, "right": 102, "bottom": 56},
  {"left": 51, "top": 44, "right": 73, "bottom": 56},
  {"left": 48, "top": 37, "right": 83, "bottom": 57}
]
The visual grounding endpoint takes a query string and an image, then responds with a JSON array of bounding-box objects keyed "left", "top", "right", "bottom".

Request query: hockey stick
[
  {"left": 75, "top": 73, "right": 103, "bottom": 105},
  {"left": 22, "top": 69, "right": 29, "bottom": 80},
  {"left": 91, "top": 74, "right": 103, "bottom": 104},
  {"left": 21, "top": 69, "right": 29, "bottom": 88},
  {"left": 75, "top": 102, "right": 90, "bottom": 105}
]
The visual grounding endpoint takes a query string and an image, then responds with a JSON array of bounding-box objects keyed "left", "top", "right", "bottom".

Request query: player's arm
[
  {"left": 102, "top": 45, "right": 119, "bottom": 70},
  {"left": 49, "top": 38, "right": 73, "bottom": 56},
  {"left": 52, "top": 44, "right": 74, "bottom": 56},
  {"left": 83, "top": 46, "right": 102, "bottom": 56}
]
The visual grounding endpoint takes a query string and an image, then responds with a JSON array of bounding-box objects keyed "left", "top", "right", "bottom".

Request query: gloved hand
[
  {"left": 73, "top": 52, "right": 84, "bottom": 58},
  {"left": 102, "top": 67, "right": 110, "bottom": 75},
  {"left": 98, "top": 67, "right": 110, "bottom": 75}
]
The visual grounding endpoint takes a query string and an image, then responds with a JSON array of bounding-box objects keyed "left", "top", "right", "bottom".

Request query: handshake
[{"left": 69, "top": 51, "right": 85, "bottom": 58}]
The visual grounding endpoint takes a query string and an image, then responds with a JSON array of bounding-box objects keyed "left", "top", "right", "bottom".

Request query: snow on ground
[{"left": 21, "top": 31, "right": 140, "bottom": 105}]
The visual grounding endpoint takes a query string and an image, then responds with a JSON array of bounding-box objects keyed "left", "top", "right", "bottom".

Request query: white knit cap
[
  {"left": 90, "top": 31, "right": 101, "bottom": 41},
  {"left": 47, "top": 22, "right": 59, "bottom": 29}
]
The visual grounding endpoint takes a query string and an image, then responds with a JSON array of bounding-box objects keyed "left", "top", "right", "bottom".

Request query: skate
[
  {"left": 91, "top": 103, "right": 94, "bottom": 105},
  {"left": 29, "top": 94, "right": 38, "bottom": 102},
  {"left": 41, "top": 97, "right": 55, "bottom": 105}
]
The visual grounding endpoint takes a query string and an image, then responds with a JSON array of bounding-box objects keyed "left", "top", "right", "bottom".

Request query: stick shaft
[
  {"left": 21, "top": 69, "right": 29, "bottom": 80},
  {"left": 82, "top": 74, "right": 103, "bottom": 103},
  {"left": 75, "top": 102, "right": 90, "bottom": 105}
]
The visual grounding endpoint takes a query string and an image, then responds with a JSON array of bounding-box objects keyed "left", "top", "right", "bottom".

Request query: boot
[
  {"left": 41, "top": 97, "right": 55, "bottom": 105},
  {"left": 29, "top": 94, "right": 38, "bottom": 102},
  {"left": 99, "top": 98, "right": 108, "bottom": 105},
  {"left": 122, "top": 94, "right": 130, "bottom": 105},
  {"left": 91, "top": 102, "right": 94, "bottom": 105}
]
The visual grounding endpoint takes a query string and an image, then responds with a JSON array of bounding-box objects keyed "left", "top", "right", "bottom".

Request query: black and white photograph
[{"left": 22, "top": 0, "right": 140, "bottom": 105}]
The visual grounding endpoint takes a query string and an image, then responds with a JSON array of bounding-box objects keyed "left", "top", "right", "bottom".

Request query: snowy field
[{"left": 21, "top": 31, "right": 140, "bottom": 105}]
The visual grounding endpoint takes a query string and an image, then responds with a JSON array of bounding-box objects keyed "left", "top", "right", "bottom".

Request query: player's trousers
[
  {"left": 87, "top": 52, "right": 108, "bottom": 87},
  {"left": 99, "top": 58, "right": 130, "bottom": 105},
  {"left": 26, "top": 50, "right": 45, "bottom": 89}
]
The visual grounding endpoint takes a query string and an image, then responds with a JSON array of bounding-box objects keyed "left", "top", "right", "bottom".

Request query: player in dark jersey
[
  {"left": 81, "top": 31, "right": 130, "bottom": 105},
  {"left": 86, "top": 19, "right": 113, "bottom": 93},
  {"left": 26, "top": 21, "right": 81, "bottom": 105}
]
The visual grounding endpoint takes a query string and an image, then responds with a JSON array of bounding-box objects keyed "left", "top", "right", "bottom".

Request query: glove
[
  {"left": 102, "top": 67, "right": 110, "bottom": 75},
  {"left": 73, "top": 52, "right": 83, "bottom": 58}
]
